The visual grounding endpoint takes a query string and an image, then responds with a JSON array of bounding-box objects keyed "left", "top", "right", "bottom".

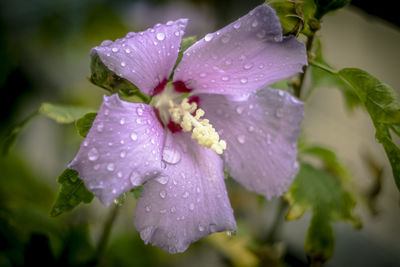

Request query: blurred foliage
[
  {"left": 75, "top": 112, "right": 97, "bottom": 138},
  {"left": 51, "top": 169, "right": 94, "bottom": 217},
  {"left": 285, "top": 163, "right": 361, "bottom": 265}
]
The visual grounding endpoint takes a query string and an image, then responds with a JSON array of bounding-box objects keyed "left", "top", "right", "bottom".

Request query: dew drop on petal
[
  {"left": 252, "top": 20, "right": 258, "bottom": 27},
  {"left": 174, "top": 31, "right": 180, "bottom": 36},
  {"left": 198, "top": 224, "right": 205, "bottom": 232},
  {"left": 162, "top": 147, "right": 181, "bottom": 165},
  {"left": 259, "top": 64, "right": 264, "bottom": 69},
  {"left": 156, "top": 32, "right": 165, "bottom": 41},
  {"left": 275, "top": 108, "right": 283, "bottom": 118},
  {"left": 189, "top": 203, "right": 195, "bottom": 211},
  {"left": 233, "top": 22, "right": 241, "bottom": 29},
  {"left": 182, "top": 191, "right": 189, "bottom": 198},
  {"left": 112, "top": 47, "right": 118, "bottom": 53},
  {"left": 236, "top": 106, "right": 243, "bottom": 114},
  {"left": 130, "top": 172, "right": 140, "bottom": 186},
  {"left": 88, "top": 148, "right": 99, "bottom": 161},
  {"left": 156, "top": 175, "right": 169, "bottom": 185},
  {"left": 130, "top": 132, "right": 138, "bottom": 141},
  {"left": 145, "top": 205, "right": 151, "bottom": 212},
  {"left": 221, "top": 76, "right": 229, "bottom": 81},
  {"left": 204, "top": 33, "right": 213, "bottom": 42},
  {"left": 243, "top": 63, "right": 253, "bottom": 70},
  {"left": 125, "top": 48, "right": 131, "bottom": 54},
  {"left": 120, "top": 118, "right": 125, "bottom": 125},
  {"left": 136, "top": 107, "right": 143, "bottom": 116},
  {"left": 117, "top": 171, "right": 123, "bottom": 178},
  {"left": 97, "top": 123, "right": 104, "bottom": 132},
  {"left": 240, "top": 78, "right": 248, "bottom": 84},
  {"left": 159, "top": 190, "right": 167, "bottom": 199},
  {"left": 248, "top": 126, "right": 255, "bottom": 132},
  {"left": 107, "top": 163, "right": 115, "bottom": 172},
  {"left": 170, "top": 206, "right": 176, "bottom": 213},
  {"left": 237, "top": 135, "right": 245, "bottom": 144},
  {"left": 121, "top": 62, "right": 126, "bottom": 67}
]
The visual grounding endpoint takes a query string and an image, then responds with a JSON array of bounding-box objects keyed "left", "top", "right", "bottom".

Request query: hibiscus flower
[{"left": 69, "top": 4, "right": 306, "bottom": 253}]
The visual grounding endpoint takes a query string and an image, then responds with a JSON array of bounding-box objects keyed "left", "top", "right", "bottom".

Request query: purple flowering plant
[
  {"left": 5, "top": 0, "right": 400, "bottom": 265},
  {"left": 68, "top": 4, "right": 306, "bottom": 253}
]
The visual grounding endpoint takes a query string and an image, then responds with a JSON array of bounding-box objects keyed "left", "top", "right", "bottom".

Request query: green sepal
[
  {"left": 90, "top": 53, "right": 150, "bottom": 103},
  {"left": 39, "top": 102, "right": 95, "bottom": 124},
  {"left": 75, "top": 112, "right": 97, "bottom": 138},
  {"left": 266, "top": 0, "right": 317, "bottom": 36},
  {"left": 285, "top": 163, "right": 361, "bottom": 264},
  {"left": 50, "top": 169, "right": 94, "bottom": 217},
  {"left": 131, "top": 186, "right": 143, "bottom": 199}
]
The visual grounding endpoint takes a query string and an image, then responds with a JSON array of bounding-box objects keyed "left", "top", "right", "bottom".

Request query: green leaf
[
  {"left": 314, "top": 0, "right": 351, "bottom": 19},
  {"left": 2, "top": 112, "right": 38, "bottom": 155},
  {"left": 339, "top": 68, "right": 400, "bottom": 124},
  {"left": 269, "top": 78, "right": 290, "bottom": 91},
  {"left": 90, "top": 53, "right": 150, "bottom": 103},
  {"left": 75, "top": 112, "right": 97, "bottom": 137},
  {"left": 50, "top": 169, "right": 94, "bottom": 217},
  {"left": 171, "top": 36, "right": 197, "bottom": 78},
  {"left": 285, "top": 163, "right": 361, "bottom": 264},
  {"left": 309, "top": 40, "right": 361, "bottom": 109},
  {"left": 300, "top": 145, "right": 351, "bottom": 183},
  {"left": 131, "top": 186, "right": 143, "bottom": 199},
  {"left": 373, "top": 122, "right": 400, "bottom": 190},
  {"left": 39, "top": 102, "right": 95, "bottom": 124}
]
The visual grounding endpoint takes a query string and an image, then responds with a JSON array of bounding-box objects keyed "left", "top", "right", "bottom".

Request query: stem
[
  {"left": 95, "top": 204, "right": 120, "bottom": 262},
  {"left": 294, "top": 33, "right": 315, "bottom": 99},
  {"left": 265, "top": 197, "right": 288, "bottom": 243}
]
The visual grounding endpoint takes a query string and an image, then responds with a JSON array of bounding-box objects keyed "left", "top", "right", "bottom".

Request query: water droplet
[
  {"left": 233, "top": 22, "right": 241, "bottom": 29},
  {"left": 199, "top": 72, "right": 206, "bottom": 78},
  {"left": 136, "top": 107, "right": 143, "bottom": 116},
  {"left": 252, "top": 20, "right": 258, "bottom": 27},
  {"left": 196, "top": 187, "right": 201, "bottom": 193},
  {"left": 145, "top": 205, "right": 151, "bottom": 212},
  {"left": 83, "top": 141, "right": 89, "bottom": 147},
  {"left": 278, "top": 90, "right": 284, "bottom": 96},
  {"left": 156, "top": 175, "right": 169, "bottom": 185},
  {"left": 121, "top": 62, "right": 126, "bottom": 67},
  {"left": 237, "top": 135, "right": 245, "bottom": 144},
  {"left": 88, "top": 148, "right": 99, "bottom": 161},
  {"left": 259, "top": 64, "right": 264, "bottom": 69},
  {"left": 156, "top": 32, "right": 165, "bottom": 41},
  {"left": 198, "top": 224, "right": 205, "bottom": 232},
  {"left": 160, "top": 190, "right": 167, "bottom": 198},
  {"left": 162, "top": 147, "right": 181, "bottom": 165},
  {"left": 130, "top": 132, "right": 138, "bottom": 141},
  {"left": 274, "top": 35, "right": 282, "bottom": 42},
  {"left": 107, "top": 163, "right": 115, "bottom": 172},
  {"left": 189, "top": 203, "right": 195, "bottom": 210},
  {"left": 182, "top": 191, "right": 189, "bottom": 198},
  {"left": 120, "top": 151, "right": 126, "bottom": 158},
  {"left": 160, "top": 209, "right": 167, "bottom": 214},
  {"left": 174, "top": 31, "right": 180, "bottom": 36},
  {"left": 204, "top": 33, "right": 213, "bottom": 42},
  {"left": 248, "top": 126, "right": 255, "bottom": 132},
  {"left": 275, "top": 108, "right": 283, "bottom": 118},
  {"left": 236, "top": 106, "right": 243, "bottom": 114},
  {"left": 120, "top": 118, "right": 125, "bottom": 124},
  {"left": 240, "top": 78, "right": 248, "bottom": 84},
  {"left": 222, "top": 76, "right": 229, "bottom": 81},
  {"left": 225, "top": 59, "right": 232, "bottom": 65},
  {"left": 97, "top": 123, "right": 104, "bottom": 132},
  {"left": 221, "top": 36, "right": 230, "bottom": 44},
  {"left": 117, "top": 171, "right": 123, "bottom": 178},
  {"left": 267, "top": 133, "right": 272, "bottom": 144},
  {"left": 136, "top": 118, "right": 142, "bottom": 124},
  {"left": 125, "top": 48, "right": 131, "bottom": 54},
  {"left": 257, "top": 30, "right": 266, "bottom": 39},
  {"left": 112, "top": 47, "right": 119, "bottom": 53},
  {"left": 244, "top": 63, "right": 253, "bottom": 70},
  {"left": 130, "top": 172, "right": 140, "bottom": 185},
  {"left": 101, "top": 40, "right": 112, "bottom": 46},
  {"left": 170, "top": 206, "right": 176, "bottom": 213}
]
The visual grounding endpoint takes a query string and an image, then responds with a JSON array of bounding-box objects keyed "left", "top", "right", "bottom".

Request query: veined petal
[
  {"left": 68, "top": 94, "right": 165, "bottom": 205},
  {"left": 173, "top": 4, "right": 306, "bottom": 96},
  {"left": 200, "top": 88, "right": 304, "bottom": 198},
  {"left": 92, "top": 19, "right": 188, "bottom": 96},
  {"left": 134, "top": 132, "right": 236, "bottom": 253}
]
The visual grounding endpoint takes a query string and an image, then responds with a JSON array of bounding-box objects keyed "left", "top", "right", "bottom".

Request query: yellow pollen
[{"left": 168, "top": 98, "right": 227, "bottom": 154}]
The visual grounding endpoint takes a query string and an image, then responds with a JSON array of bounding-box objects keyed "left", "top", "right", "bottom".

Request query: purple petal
[
  {"left": 92, "top": 19, "right": 188, "bottom": 96},
  {"left": 200, "top": 88, "right": 304, "bottom": 198},
  {"left": 134, "top": 132, "right": 236, "bottom": 253},
  {"left": 68, "top": 94, "right": 165, "bottom": 205},
  {"left": 173, "top": 4, "right": 306, "bottom": 96}
]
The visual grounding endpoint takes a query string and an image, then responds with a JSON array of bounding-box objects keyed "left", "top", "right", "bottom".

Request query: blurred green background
[{"left": 1, "top": 0, "right": 400, "bottom": 266}]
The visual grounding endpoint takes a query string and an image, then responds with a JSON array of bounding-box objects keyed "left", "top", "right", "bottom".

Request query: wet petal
[
  {"left": 92, "top": 19, "right": 188, "bottom": 95},
  {"left": 134, "top": 132, "right": 236, "bottom": 253},
  {"left": 68, "top": 94, "right": 165, "bottom": 205},
  {"left": 200, "top": 88, "right": 304, "bottom": 198},
  {"left": 173, "top": 4, "right": 306, "bottom": 96}
]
